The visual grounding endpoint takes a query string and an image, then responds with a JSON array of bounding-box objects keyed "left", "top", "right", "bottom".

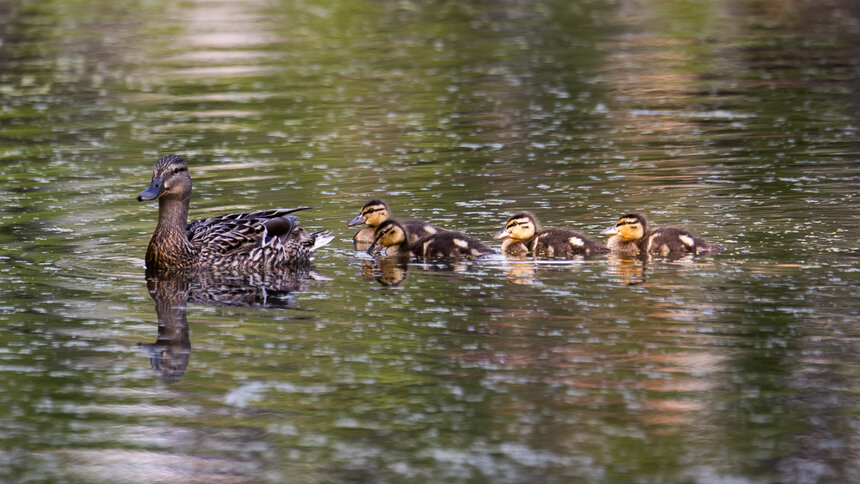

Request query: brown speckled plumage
[{"left": 138, "top": 155, "right": 332, "bottom": 271}]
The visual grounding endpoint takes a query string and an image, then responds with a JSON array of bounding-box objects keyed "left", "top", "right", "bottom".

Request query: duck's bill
[
  {"left": 492, "top": 229, "right": 511, "bottom": 240},
  {"left": 599, "top": 227, "right": 619, "bottom": 236},
  {"left": 347, "top": 214, "right": 366, "bottom": 227},
  {"left": 137, "top": 178, "right": 163, "bottom": 201}
]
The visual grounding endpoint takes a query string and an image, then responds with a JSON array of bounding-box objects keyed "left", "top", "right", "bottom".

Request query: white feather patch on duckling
[
  {"left": 568, "top": 236, "right": 584, "bottom": 247},
  {"left": 679, "top": 234, "right": 695, "bottom": 248},
  {"left": 453, "top": 238, "right": 469, "bottom": 249},
  {"left": 647, "top": 233, "right": 659, "bottom": 253}
]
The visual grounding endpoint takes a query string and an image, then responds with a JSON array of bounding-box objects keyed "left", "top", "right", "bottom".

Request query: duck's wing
[
  {"left": 186, "top": 207, "right": 311, "bottom": 237},
  {"left": 190, "top": 218, "right": 268, "bottom": 256},
  {"left": 186, "top": 207, "right": 333, "bottom": 268}
]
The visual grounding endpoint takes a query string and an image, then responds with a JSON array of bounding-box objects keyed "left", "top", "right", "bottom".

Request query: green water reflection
[{"left": 1, "top": 0, "right": 859, "bottom": 482}]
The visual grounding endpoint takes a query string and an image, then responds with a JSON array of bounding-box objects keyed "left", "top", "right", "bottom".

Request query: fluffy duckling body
[
  {"left": 369, "top": 220, "right": 495, "bottom": 260},
  {"left": 493, "top": 212, "right": 608, "bottom": 258},
  {"left": 600, "top": 213, "right": 724, "bottom": 256},
  {"left": 347, "top": 199, "right": 440, "bottom": 247},
  {"left": 138, "top": 155, "right": 332, "bottom": 271}
]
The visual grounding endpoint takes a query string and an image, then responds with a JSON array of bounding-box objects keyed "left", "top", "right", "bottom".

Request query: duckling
[
  {"left": 369, "top": 220, "right": 495, "bottom": 260},
  {"left": 347, "top": 199, "right": 440, "bottom": 248},
  {"left": 600, "top": 212, "right": 725, "bottom": 256},
  {"left": 493, "top": 212, "right": 608, "bottom": 257}
]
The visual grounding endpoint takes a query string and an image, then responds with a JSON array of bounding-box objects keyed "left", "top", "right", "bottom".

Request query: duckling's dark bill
[
  {"left": 366, "top": 241, "right": 380, "bottom": 255},
  {"left": 493, "top": 229, "right": 511, "bottom": 240},
  {"left": 347, "top": 214, "right": 366, "bottom": 227},
  {"left": 599, "top": 227, "right": 619, "bottom": 236},
  {"left": 137, "top": 178, "right": 163, "bottom": 201}
]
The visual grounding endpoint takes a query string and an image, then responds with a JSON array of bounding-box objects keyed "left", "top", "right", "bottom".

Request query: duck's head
[
  {"left": 137, "top": 155, "right": 191, "bottom": 202},
  {"left": 348, "top": 199, "right": 390, "bottom": 227},
  {"left": 600, "top": 213, "right": 648, "bottom": 241},
  {"left": 367, "top": 219, "right": 406, "bottom": 255},
  {"left": 494, "top": 212, "right": 537, "bottom": 241}
]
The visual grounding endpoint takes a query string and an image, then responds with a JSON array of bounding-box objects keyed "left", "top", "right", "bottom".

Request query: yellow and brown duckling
[
  {"left": 369, "top": 219, "right": 495, "bottom": 260},
  {"left": 493, "top": 212, "right": 608, "bottom": 257},
  {"left": 600, "top": 212, "right": 725, "bottom": 256},
  {"left": 347, "top": 199, "right": 440, "bottom": 248},
  {"left": 138, "top": 155, "right": 333, "bottom": 271}
]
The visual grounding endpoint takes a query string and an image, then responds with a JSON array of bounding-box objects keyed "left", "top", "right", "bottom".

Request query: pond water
[{"left": 2, "top": 0, "right": 859, "bottom": 482}]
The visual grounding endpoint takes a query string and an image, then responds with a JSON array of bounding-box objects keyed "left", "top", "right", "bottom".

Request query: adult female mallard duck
[
  {"left": 600, "top": 212, "right": 724, "bottom": 256},
  {"left": 137, "top": 155, "right": 333, "bottom": 271},
  {"left": 347, "top": 199, "right": 440, "bottom": 248},
  {"left": 368, "top": 220, "right": 495, "bottom": 260},
  {"left": 493, "top": 212, "right": 608, "bottom": 257}
]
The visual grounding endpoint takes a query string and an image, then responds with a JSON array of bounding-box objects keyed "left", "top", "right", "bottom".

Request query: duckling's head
[
  {"left": 138, "top": 154, "right": 191, "bottom": 202},
  {"left": 494, "top": 212, "right": 538, "bottom": 241},
  {"left": 600, "top": 213, "right": 648, "bottom": 241},
  {"left": 348, "top": 199, "right": 390, "bottom": 227},
  {"left": 368, "top": 219, "right": 407, "bottom": 254}
]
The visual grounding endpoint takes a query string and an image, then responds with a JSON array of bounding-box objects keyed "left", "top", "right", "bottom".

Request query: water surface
[{"left": 1, "top": 0, "right": 859, "bottom": 482}]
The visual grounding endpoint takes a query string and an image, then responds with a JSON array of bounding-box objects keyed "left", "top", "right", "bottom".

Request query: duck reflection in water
[
  {"left": 139, "top": 270, "right": 191, "bottom": 383},
  {"left": 139, "top": 267, "right": 315, "bottom": 382}
]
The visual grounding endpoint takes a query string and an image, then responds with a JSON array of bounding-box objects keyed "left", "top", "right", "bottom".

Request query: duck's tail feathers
[{"left": 308, "top": 230, "right": 335, "bottom": 253}]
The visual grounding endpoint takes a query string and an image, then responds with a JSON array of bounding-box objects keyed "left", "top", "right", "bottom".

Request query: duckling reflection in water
[
  {"left": 358, "top": 257, "right": 408, "bottom": 286},
  {"left": 502, "top": 259, "right": 539, "bottom": 285},
  {"left": 606, "top": 253, "right": 647, "bottom": 286},
  {"left": 368, "top": 219, "right": 495, "bottom": 260},
  {"left": 600, "top": 213, "right": 725, "bottom": 257},
  {"left": 347, "top": 199, "right": 440, "bottom": 251},
  {"left": 494, "top": 212, "right": 608, "bottom": 258}
]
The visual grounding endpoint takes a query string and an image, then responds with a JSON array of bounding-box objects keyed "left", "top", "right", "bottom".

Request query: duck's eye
[
  {"left": 172, "top": 167, "right": 187, "bottom": 174},
  {"left": 364, "top": 208, "right": 377, "bottom": 215}
]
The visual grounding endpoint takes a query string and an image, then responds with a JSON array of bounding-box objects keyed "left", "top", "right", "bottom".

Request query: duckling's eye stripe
[
  {"left": 616, "top": 220, "right": 637, "bottom": 226},
  {"left": 172, "top": 167, "right": 187, "bottom": 174}
]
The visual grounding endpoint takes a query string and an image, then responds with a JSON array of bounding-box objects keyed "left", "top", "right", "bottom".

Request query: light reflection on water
[{"left": 2, "top": 0, "right": 860, "bottom": 482}]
